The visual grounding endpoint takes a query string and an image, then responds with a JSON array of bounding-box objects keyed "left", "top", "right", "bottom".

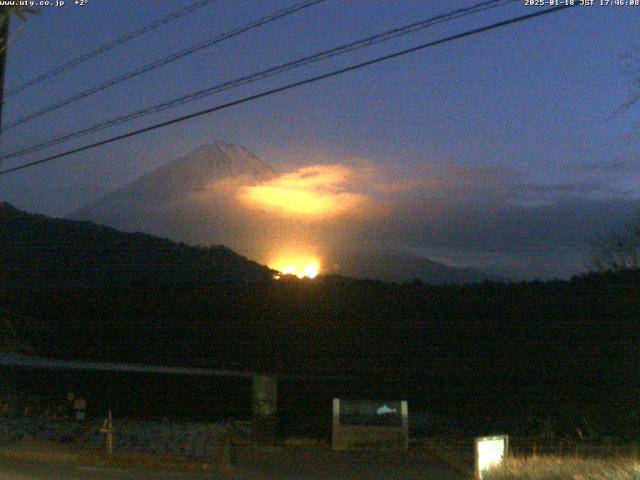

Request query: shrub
[{"left": 484, "top": 456, "right": 640, "bottom": 480}]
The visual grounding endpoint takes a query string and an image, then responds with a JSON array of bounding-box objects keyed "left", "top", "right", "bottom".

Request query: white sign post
[{"left": 475, "top": 435, "right": 509, "bottom": 480}]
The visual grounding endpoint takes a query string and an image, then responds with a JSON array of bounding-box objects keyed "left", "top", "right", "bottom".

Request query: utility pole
[
  {"left": 0, "top": 7, "right": 9, "bottom": 149},
  {"left": 100, "top": 409, "right": 113, "bottom": 456}
]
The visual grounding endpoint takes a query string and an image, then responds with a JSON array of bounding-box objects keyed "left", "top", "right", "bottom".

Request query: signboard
[
  {"left": 475, "top": 435, "right": 509, "bottom": 480},
  {"left": 332, "top": 398, "right": 408, "bottom": 451},
  {"left": 339, "top": 399, "right": 403, "bottom": 427}
]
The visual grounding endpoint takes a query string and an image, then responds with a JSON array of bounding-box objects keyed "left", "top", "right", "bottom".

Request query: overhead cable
[{"left": 0, "top": 4, "right": 577, "bottom": 177}]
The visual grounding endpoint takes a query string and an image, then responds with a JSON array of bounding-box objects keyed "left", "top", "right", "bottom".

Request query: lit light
[
  {"left": 271, "top": 257, "right": 320, "bottom": 279},
  {"left": 475, "top": 435, "right": 509, "bottom": 480}
]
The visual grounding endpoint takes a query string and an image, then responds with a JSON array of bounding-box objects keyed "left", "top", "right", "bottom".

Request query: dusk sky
[{"left": 1, "top": 0, "right": 639, "bottom": 280}]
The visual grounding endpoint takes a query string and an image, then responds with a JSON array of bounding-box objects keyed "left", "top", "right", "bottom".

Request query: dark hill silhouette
[
  {"left": 0, "top": 202, "right": 274, "bottom": 288},
  {"left": 0, "top": 308, "right": 40, "bottom": 354}
]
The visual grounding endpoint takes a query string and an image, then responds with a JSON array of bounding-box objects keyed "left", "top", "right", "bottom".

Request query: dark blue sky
[{"left": 1, "top": 0, "right": 639, "bottom": 279}]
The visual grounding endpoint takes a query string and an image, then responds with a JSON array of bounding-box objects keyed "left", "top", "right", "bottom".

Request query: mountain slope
[
  {"left": 70, "top": 141, "right": 504, "bottom": 285},
  {"left": 327, "top": 250, "right": 506, "bottom": 284},
  {"left": 73, "top": 141, "right": 275, "bottom": 227},
  {"left": 0, "top": 202, "right": 274, "bottom": 288}
]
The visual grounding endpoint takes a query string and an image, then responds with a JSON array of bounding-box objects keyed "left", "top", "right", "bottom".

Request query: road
[
  {"left": 0, "top": 459, "right": 236, "bottom": 480},
  {"left": 0, "top": 448, "right": 467, "bottom": 480}
]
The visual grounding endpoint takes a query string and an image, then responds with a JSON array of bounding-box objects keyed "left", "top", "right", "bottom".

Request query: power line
[
  {"left": 4, "top": 0, "right": 221, "bottom": 98},
  {"left": 0, "top": 5, "right": 577, "bottom": 177},
  {"left": 0, "top": 10, "right": 9, "bottom": 145},
  {"left": 1, "top": 0, "right": 327, "bottom": 132},
  {"left": 0, "top": 0, "right": 516, "bottom": 162}
]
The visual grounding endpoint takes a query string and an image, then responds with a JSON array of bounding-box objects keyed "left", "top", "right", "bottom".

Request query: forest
[{"left": 1, "top": 203, "right": 639, "bottom": 437}]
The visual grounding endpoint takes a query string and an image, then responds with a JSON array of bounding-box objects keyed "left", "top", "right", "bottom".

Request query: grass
[{"left": 484, "top": 456, "right": 640, "bottom": 480}]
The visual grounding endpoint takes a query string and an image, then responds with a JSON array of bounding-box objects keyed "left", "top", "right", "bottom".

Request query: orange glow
[
  {"left": 271, "top": 256, "right": 320, "bottom": 279},
  {"left": 243, "top": 187, "right": 347, "bottom": 216},
  {"left": 239, "top": 164, "right": 368, "bottom": 218}
]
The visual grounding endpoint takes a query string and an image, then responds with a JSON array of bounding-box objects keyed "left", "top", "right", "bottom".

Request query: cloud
[
  {"left": 580, "top": 157, "right": 640, "bottom": 173},
  {"left": 376, "top": 190, "right": 640, "bottom": 279},
  {"left": 512, "top": 181, "right": 625, "bottom": 206},
  {"left": 187, "top": 152, "right": 640, "bottom": 279},
  {"left": 236, "top": 164, "right": 379, "bottom": 219}
]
